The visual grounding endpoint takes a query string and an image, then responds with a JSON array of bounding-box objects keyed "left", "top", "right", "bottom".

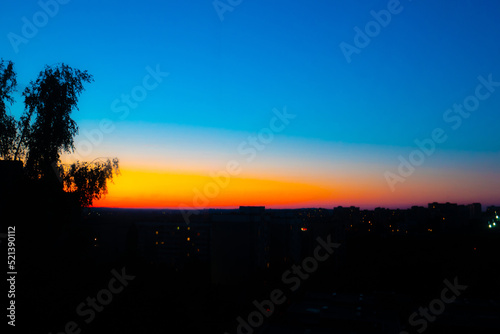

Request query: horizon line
[{"left": 91, "top": 202, "right": 498, "bottom": 212}]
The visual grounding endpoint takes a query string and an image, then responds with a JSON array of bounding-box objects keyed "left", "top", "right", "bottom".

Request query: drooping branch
[{"left": 61, "top": 158, "right": 120, "bottom": 207}]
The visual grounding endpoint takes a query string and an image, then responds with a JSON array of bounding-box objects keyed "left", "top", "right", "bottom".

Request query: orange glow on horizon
[
  {"left": 93, "top": 168, "right": 333, "bottom": 209},
  {"left": 91, "top": 166, "right": 500, "bottom": 210}
]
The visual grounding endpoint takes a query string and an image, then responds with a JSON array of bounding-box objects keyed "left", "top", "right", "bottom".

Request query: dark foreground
[{"left": 5, "top": 207, "right": 500, "bottom": 334}]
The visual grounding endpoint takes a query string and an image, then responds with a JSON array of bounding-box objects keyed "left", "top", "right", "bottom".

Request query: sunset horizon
[
  {"left": 2, "top": 1, "right": 500, "bottom": 332},
  {"left": 4, "top": 1, "right": 500, "bottom": 212}
]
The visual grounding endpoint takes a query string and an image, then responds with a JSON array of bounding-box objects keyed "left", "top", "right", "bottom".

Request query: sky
[{"left": 1, "top": 0, "right": 500, "bottom": 209}]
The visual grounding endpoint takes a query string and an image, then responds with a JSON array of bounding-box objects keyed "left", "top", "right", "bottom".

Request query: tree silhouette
[
  {"left": 20, "top": 63, "right": 93, "bottom": 178},
  {"left": 0, "top": 60, "right": 119, "bottom": 208},
  {"left": 0, "top": 60, "right": 17, "bottom": 159},
  {"left": 62, "top": 158, "right": 120, "bottom": 207}
]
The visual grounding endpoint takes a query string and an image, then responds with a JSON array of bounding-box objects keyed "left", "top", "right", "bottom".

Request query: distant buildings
[
  {"left": 485, "top": 206, "right": 500, "bottom": 231},
  {"left": 486, "top": 205, "right": 500, "bottom": 215},
  {"left": 137, "top": 220, "right": 211, "bottom": 269},
  {"left": 469, "top": 203, "right": 482, "bottom": 219},
  {"left": 130, "top": 206, "right": 348, "bottom": 285},
  {"left": 84, "top": 202, "right": 496, "bottom": 284},
  {"left": 268, "top": 209, "right": 303, "bottom": 269},
  {"left": 211, "top": 206, "right": 270, "bottom": 285}
]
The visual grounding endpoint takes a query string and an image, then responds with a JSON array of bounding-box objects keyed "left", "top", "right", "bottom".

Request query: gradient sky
[{"left": 2, "top": 0, "right": 500, "bottom": 209}]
